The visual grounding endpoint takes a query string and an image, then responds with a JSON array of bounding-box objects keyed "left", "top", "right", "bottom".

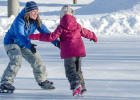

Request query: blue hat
[{"left": 25, "top": 1, "right": 38, "bottom": 12}]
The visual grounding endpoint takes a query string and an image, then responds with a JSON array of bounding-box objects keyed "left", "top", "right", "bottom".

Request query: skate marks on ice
[
  {"left": 0, "top": 78, "right": 140, "bottom": 100},
  {"left": 0, "top": 36, "right": 140, "bottom": 100}
]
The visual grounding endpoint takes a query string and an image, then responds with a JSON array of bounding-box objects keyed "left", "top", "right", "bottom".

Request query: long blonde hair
[{"left": 24, "top": 12, "right": 42, "bottom": 29}]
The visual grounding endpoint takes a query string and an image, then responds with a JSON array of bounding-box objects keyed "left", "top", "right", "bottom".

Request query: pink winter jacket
[{"left": 39, "top": 14, "right": 97, "bottom": 58}]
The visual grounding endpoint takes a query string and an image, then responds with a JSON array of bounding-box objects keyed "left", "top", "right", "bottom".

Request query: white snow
[
  {"left": 0, "top": 0, "right": 140, "bottom": 100},
  {"left": 0, "top": 0, "right": 140, "bottom": 35}
]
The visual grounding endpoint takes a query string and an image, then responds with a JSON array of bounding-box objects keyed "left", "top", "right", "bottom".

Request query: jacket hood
[{"left": 60, "top": 14, "right": 78, "bottom": 31}]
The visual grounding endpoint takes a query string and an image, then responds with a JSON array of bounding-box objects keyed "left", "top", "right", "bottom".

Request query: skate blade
[
  {"left": 73, "top": 93, "right": 79, "bottom": 97},
  {"left": 73, "top": 94, "right": 84, "bottom": 98},
  {"left": 0, "top": 89, "right": 14, "bottom": 93},
  {"left": 79, "top": 94, "right": 84, "bottom": 97},
  {"left": 42, "top": 86, "right": 55, "bottom": 90}
]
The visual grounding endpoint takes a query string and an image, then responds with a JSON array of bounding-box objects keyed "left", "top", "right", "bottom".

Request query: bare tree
[{"left": 8, "top": 0, "right": 19, "bottom": 17}]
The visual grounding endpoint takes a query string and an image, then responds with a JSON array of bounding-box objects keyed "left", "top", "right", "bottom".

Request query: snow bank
[
  {"left": 76, "top": 0, "right": 140, "bottom": 15},
  {"left": 75, "top": 0, "right": 140, "bottom": 35},
  {"left": 0, "top": 0, "right": 140, "bottom": 36},
  {"left": 76, "top": 12, "right": 140, "bottom": 35},
  {"left": 0, "top": 16, "right": 15, "bottom": 36}
]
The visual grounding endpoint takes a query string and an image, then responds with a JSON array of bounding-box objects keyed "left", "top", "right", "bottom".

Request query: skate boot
[
  {"left": 38, "top": 80, "right": 55, "bottom": 89},
  {"left": 79, "top": 88, "right": 87, "bottom": 96},
  {"left": 72, "top": 84, "right": 82, "bottom": 97},
  {"left": 0, "top": 84, "right": 15, "bottom": 93}
]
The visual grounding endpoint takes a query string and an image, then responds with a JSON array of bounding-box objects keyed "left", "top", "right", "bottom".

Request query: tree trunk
[
  {"left": 8, "top": 0, "right": 19, "bottom": 17},
  {"left": 73, "top": 0, "right": 77, "bottom": 4}
]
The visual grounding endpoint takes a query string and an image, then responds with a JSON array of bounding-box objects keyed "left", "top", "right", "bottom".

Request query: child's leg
[
  {"left": 64, "top": 57, "right": 81, "bottom": 90},
  {"left": 75, "top": 57, "right": 86, "bottom": 90}
]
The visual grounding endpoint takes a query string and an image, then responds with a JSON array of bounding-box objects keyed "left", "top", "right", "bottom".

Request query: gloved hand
[
  {"left": 90, "top": 38, "right": 97, "bottom": 42},
  {"left": 30, "top": 44, "right": 37, "bottom": 54},
  {"left": 55, "top": 41, "right": 60, "bottom": 49},
  {"left": 29, "top": 34, "right": 41, "bottom": 40}
]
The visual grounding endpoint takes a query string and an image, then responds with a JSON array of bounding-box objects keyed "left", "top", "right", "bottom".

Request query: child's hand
[
  {"left": 29, "top": 34, "right": 41, "bottom": 40},
  {"left": 90, "top": 38, "right": 97, "bottom": 42}
]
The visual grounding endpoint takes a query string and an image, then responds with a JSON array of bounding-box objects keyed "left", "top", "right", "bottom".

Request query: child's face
[{"left": 29, "top": 10, "right": 38, "bottom": 20}]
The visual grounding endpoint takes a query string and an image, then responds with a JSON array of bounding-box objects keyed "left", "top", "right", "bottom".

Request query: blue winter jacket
[{"left": 3, "top": 8, "right": 58, "bottom": 49}]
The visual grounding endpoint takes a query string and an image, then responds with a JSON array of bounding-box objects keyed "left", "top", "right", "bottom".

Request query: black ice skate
[
  {"left": 38, "top": 80, "right": 55, "bottom": 89},
  {"left": 0, "top": 84, "right": 15, "bottom": 93}
]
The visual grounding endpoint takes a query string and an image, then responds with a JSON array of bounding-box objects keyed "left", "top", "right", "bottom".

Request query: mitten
[
  {"left": 55, "top": 41, "right": 60, "bottom": 49},
  {"left": 29, "top": 34, "right": 41, "bottom": 40},
  {"left": 90, "top": 37, "right": 97, "bottom": 42},
  {"left": 30, "top": 44, "right": 37, "bottom": 54}
]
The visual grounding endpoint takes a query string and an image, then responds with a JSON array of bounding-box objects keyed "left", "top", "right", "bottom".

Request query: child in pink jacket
[{"left": 29, "top": 5, "right": 97, "bottom": 97}]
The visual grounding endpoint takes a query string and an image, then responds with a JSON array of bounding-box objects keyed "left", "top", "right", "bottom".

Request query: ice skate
[
  {"left": 0, "top": 84, "right": 15, "bottom": 93},
  {"left": 72, "top": 84, "right": 82, "bottom": 97},
  {"left": 38, "top": 80, "right": 55, "bottom": 89},
  {"left": 79, "top": 88, "right": 87, "bottom": 97}
]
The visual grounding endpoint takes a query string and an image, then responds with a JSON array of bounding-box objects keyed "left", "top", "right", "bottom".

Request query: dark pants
[{"left": 64, "top": 57, "right": 85, "bottom": 90}]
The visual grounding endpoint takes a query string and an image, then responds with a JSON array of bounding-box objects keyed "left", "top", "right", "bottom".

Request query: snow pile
[
  {"left": 76, "top": 12, "right": 140, "bottom": 35},
  {"left": 75, "top": 0, "right": 140, "bottom": 35},
  {"left": 0, "top": 16, "right": 15, "bottom": 36},
  {"left": 76, "top": 0, "right": 140, "bottom": 14},
  {"left": 0, "top": 0, "right": 140, "bottom": 36}
]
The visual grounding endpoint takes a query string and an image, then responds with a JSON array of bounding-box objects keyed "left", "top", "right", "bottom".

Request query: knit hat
[
  {"left": 60, "top": 5, "right": 75, "bottom": 19},
  {"left": 25, "top": 1, "right": 38, "bottom": 12}
]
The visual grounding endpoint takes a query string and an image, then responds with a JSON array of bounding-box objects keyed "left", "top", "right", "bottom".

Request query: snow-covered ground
[
  {"left": 0, "top": 0, "right": 140, "bottom": 100},
  {"left": 1, "top": 0, "right": 140, "bottom": 35}
]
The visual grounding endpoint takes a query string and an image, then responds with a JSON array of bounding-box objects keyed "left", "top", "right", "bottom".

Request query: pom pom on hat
[
  {"left": 60, "top": 5, "right": 75, "bottom": 19},
  {"left": 25, "top": 1, "right": 38, "bottom": 12}
]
